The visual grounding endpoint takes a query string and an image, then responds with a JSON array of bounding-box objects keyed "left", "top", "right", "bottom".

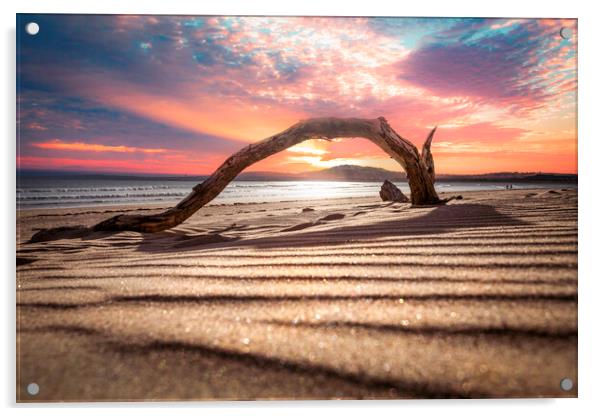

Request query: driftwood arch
[{"left": 93, "top": 117, "right": 441, "bottom": 233}]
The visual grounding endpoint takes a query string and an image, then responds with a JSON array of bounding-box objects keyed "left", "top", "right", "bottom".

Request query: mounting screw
[
  {"left": 560, "top": 378, "right": 574, "bottom": 391},
  {"left": 25, "top": 22, "right": 39, "bottom": 36},
  {"left": 27, "top": 382, "right": 39, "bottom": 395}
]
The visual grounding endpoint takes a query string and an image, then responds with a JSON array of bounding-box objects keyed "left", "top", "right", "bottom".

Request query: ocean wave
[
  {"left": 17, "top": 179, "right": 561, "bottom": 210},
  {"left": 18, "top": 185, "right": 182, "bottom": 193},
  {"left": 17, "top": 192, "right": 190, "bottom": 201}
]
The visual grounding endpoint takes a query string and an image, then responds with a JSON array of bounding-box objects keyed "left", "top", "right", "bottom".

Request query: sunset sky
[{"left": 17, "top": 15, "right": 577, "bottom": 175}]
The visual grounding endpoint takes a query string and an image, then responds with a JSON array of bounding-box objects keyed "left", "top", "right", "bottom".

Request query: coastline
[{"left": 16, "top": 180, "right": 577, "bottom": 212}]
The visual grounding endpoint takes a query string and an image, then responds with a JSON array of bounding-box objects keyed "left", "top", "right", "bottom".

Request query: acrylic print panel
[{"left": 16, "top": 14, "right": 577, "bottom": 401}]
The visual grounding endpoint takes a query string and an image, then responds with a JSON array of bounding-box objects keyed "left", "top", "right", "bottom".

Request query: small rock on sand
[
  {"left": 319, "top": 213, "right": 345, "bottom": 221},
  {"left": 379, "top": 180, "right": 409, "bottom": 203}
]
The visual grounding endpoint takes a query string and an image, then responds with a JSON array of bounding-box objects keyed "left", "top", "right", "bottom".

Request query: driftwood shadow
[{"left": 135, "top": 203, "right": 529, "bottom": 253}]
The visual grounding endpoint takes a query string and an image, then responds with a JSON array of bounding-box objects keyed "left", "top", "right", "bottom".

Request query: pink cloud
[{"left": 32, "top": 140, "right": 167, "bottom": 154}]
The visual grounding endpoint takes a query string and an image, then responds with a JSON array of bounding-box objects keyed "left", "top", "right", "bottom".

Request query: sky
[{"left": 17, "top": 15, "right": 577, "bottom": 175}]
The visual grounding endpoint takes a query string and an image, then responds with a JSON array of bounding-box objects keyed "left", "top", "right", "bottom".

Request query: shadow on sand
[
  {"left": 19, "top": 203, "right": 530, "bottom": 255},
  {"left": 134, "top": 203, "right": 529, "bottom": 253}
]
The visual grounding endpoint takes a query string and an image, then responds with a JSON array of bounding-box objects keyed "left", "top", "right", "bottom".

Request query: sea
[{"left": 16, "top": 176, "right": 577, "bottom": 210}]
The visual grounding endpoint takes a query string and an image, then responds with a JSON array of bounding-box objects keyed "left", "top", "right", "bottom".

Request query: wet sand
[{"left": 16, "top": 188, "right": 578, "bottom": 401}]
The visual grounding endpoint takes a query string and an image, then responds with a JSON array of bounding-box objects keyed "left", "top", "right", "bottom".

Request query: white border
[
  {"left": 3, "top": 0, "right": 601, "bottom": 414},
  {"left": 4, "top": 0, "right": 584, "bottom": 18}
]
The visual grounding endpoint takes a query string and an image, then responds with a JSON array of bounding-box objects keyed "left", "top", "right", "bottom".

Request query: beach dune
[{"left": 16, "top": 188, "right": 578, "bottom": 401}]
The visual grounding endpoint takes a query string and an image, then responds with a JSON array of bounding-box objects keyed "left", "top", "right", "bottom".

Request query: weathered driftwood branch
[
  {"left": 422, "top": 126, "right": 437, "bottom": 182},
  {"left": 93, "top": 117, "right": 440, "bottom": 233}
]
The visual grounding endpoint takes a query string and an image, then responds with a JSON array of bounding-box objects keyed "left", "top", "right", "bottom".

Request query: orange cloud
[
  {"left": 17, "top": 154, "right": 223, "bottom": 175},
  {"left": 59, "top": 74, "right": 307, "bottom": 143},
  {"left": 32, "top": 140, "right": 167, "bottom": 154},
  {"left": 107, "top": 91, "right": 306, "bottom": 143}
]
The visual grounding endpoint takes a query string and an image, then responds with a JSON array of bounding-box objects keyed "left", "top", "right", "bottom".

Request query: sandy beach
[{"left": 16, "top": 188, "right": 577, "bottom": 401}]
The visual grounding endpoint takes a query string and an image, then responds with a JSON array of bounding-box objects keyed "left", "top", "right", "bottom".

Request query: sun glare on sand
[{"left": 291, "top": 181, "right": 356, "bottom": 199}]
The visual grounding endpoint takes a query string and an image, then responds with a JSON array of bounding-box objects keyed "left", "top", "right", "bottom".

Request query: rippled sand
[{"left": 16, "top": 188, "right": 578, "bottom": 401}]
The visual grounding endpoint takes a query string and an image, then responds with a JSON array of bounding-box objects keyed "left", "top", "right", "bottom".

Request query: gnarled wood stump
[{"left": 93, "top": 117, "right": 440, "bottom": 233}]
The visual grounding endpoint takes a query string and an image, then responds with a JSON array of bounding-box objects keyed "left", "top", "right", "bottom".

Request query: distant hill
[
  {"left": 18, "top": 167, "right": 577, "bottom": 183},
  {"left": 236, "top": 171, "right": 298, "bottom": 181},
  {"left": 437, "top": 172, "right": 578, "bottom": 183},
  {"left": 297, "top": 165, "right": 407, "bottom": 181},
  {"left": 295, "top": 166, "right": 577, "bottom": 182}
]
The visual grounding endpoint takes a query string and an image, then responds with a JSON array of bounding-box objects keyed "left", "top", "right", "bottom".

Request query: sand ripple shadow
[
  {"left": 131, "top": 203, "right": 530, "bottom": 253},
  {"left": 21, "top": 203, "right": 530, "bottom": 254},
  {"left": 258, "top": 319, "right": 577, "bottom": 339},
  {"left": 17, "top": 291, "right": 577, "bottom": 311},
  {"left": 227, "top": 203, "right": 530, "bottom": 250},
  {"left": 18, "top": 324, "right": 488, "bottom": 398}
]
